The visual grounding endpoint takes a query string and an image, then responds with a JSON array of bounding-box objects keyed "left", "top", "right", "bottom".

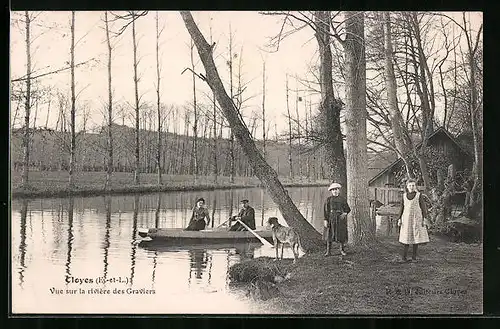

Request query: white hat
[{"left": 328, "top": 183, "right": 342, "bottom": 191}]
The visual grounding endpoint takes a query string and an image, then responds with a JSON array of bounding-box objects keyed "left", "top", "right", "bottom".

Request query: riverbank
[
  {"left": 232, "top": 236, "right": 482, "bottom": 314},
  {"left": 11, "top": 171, "right": 330, "bottom": 199}
]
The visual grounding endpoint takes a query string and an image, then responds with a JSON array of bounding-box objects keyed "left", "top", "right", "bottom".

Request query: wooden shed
[{"left": 368, "top": 127, "right": 474, "bottom": 202}]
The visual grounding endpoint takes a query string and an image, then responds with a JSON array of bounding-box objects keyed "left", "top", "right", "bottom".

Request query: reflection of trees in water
[
  {"left": 52, "top": 200, "right": 65, "bottom": 253},
  {"left": 18, "top": 199, "right": 29, "bottom": 288},
  {"left": 211, "top": 198, "right": 216, "bottom": 228},
  {"left": 40, "top": 205, "right": 46, "bottom": 244},
  {"left": 188, "top": 249, "right": 209, "bottom": 284},
  {"left": 155, "top": 193, "right": 162, "bottom": 228},
  {"left": 260, "top": 189, "right": 265, "bottom": 226},
  {"left": 65, "top": 198, "right": 75, "bottom": 286},
  {"left": 151, "top": 251, "right": 158, "bottom": 290},
  {"left": 228, "top": 190, "right": 234, "bottom": 218},
  {"left": 102, "top": 196, "right": 112, "bottom": 280},
  {"left": 129, "top": 195, "right": 139, "bottom": 285}
]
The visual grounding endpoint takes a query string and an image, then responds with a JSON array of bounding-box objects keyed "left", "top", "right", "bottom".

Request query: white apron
[{"left": 399, "top": 191, "right": 430, "bottom": 244}]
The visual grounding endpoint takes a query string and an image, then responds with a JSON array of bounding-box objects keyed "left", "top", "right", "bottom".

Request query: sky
[{"left": 9, "top": 11, "right": 482, "bottom": 140}]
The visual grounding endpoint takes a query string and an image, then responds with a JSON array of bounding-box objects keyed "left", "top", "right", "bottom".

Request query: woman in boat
[
  {"left": 397, "top": 178, "right": 430, "bottom": 262},
  {"left": 184, "top": 198, "right": 211, "bottom": 231},
  {"left": 323, "top": 182, "right": 351, "bottom": 256}
]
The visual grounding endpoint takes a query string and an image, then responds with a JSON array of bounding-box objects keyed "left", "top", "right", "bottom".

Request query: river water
[{"left": 11, "top": 186, "right": 391, "bottom": 314}]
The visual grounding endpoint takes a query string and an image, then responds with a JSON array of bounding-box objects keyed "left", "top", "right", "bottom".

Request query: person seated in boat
[
  {"left": 184, "top": 198, "right": 211, "bottom": 231},
  {"left": 228, "top": 199, "right": 256, "bottom": 231}
]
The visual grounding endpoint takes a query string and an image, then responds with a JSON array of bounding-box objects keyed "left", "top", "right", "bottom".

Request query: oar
[
  {"left": 236, "top": 219, "right": 273, "bottom": 247},
  {"left": 216, "top": 218, "right": 231, "bottom": 228}
]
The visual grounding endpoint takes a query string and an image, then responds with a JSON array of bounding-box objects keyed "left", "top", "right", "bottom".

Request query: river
[{"left": 11, "top": 186, "right": 392, "bottom": 314}]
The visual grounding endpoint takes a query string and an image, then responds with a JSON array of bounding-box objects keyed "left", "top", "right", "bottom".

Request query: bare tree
[
  {"left": 21, "top": 11, "right": 32, "bottom": 189},
  {"left": 285, "top": 74, "right": 293, "bottom": 178},
  {"left": 132, "top": 13, "right": 141, "bottom": 184},
  {"left": 382, "top": 12, "right": 412, "bottom": 176},
  {"left": 179, "top": 11, "right": 322, "bottom": 250},
  {"left": 294, "top": 76, "right": 302, "bottom": 177},
  {"left": 442, "top": 12, "right": 483, "bottom": 216},
  {"left": 104, "top": 11, "right": 114, "bottom": 190},
  {"left": 227, "top": 24, "right": 235, "bottom": 183},
  {"left": 313, "top": 11, "right": 346, "bottom": 190},
  {"left": 111, "top": 11, "right": 148, "bottom": 184},
  {"left": 155, "top": 11, "right": 164, "bottom": 185},
  {"left": 262, "top": 60, "right": 267, "bottom": 160},
  {"left": 68, "top": 11, "right": 77, "bottom": 188},
  {"left": 190, "top": 38, "right": 199, "bottom": 182},
  {"left": 44, "top": 95, "right": 51, "bottom": 129},
  {"left": 343, "top": 11, "right": 373, "bottom": 245}
]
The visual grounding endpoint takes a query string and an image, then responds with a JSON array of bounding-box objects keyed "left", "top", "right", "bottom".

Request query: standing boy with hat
[{"left": 323, "top": 182, "right": 351, "bottom": 256}]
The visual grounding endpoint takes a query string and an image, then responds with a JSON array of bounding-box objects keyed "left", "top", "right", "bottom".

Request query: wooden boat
[
  {"left": 138, "top": 240, "right": 264, "bottom": 251},
  {"left": 138, "top": 227, "right": 274, "bottom": 245}
]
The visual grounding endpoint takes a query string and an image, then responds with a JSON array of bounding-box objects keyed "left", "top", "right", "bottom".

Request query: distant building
[{"left": 368, "top": 127, "right": 474, "bottom": 188}]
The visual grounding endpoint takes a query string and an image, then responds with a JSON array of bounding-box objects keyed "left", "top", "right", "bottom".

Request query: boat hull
[{"left": 138, "top": 227, "right": 274, "bottom": 245}]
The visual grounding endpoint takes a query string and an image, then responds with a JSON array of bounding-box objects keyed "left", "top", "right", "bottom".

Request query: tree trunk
[
  {"left": 383, "top": 12, "right": 412, "bottom": 176},
  {"left": 305, "top": 99, "right": 311, "bottom": 180},
  {"left": 467, "top": 51, "right": 482, "bottom": 217},
  {"left": 262, "top": 60, "right": 266, "bottom": 160},
  {"left": 155, "top": 12, "right": 163, "bottom": 186},
  {"left": 132, "top": 14, "right": 140, "bottom": 185},
  {"left": 314, "top": 11, "right": 346, "bottom": 192},
  {"left": 406, "top": 14, "right": 433, "bottom": 188},
  {"left": 190, "top": 39, "right": 198, "bottom": 183},
  {"left": 343, "top": 11, "right": 374, "bottom": 245},
  {"left": 180, "top": 11, "right": 323, "bottom": 250},
  {"left": 228, "top": 26, "right": 235, "bottom": 183},
  {"left": 155, "top": 192, "right": 162, "bottom": 228},
  {"left": 212, "top": 93, "right": 218, "bottom": 182},
  {"left": 44, "top": 97, "right": 51, "bottom": 129},
  {"left": 104, "top": 11, "right": 113, "bottom": 190},
  {"left": 68, "top": 11, "right": 76, "bottom": 189},
  {"left": 22, "top": 11, "right": 31, "bottom": 189},
  {"left": 286, "top": 74, "right": 293, "bottom": 179},
  {"left": 295, "top": 77, "right": 302, "bottom": 178}
]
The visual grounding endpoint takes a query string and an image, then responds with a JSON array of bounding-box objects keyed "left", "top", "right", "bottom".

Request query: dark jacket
[
  {"left": 323, "top": 195, "right": 351, "bottom": 243},
  {"left": 323, "top": 195, "right": 351, "bottom": 220},
  {"left": 230, "top": 206, "right": 256, "bottom": 231}
]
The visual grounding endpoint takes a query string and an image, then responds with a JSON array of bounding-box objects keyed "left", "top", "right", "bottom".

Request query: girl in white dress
[{"left": 397, "top": 179, "right": 430, "bottom": 262}]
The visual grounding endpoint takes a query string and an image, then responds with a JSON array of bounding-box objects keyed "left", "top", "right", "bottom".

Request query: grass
[
  {"left": 10, "top": 170, "right": 331, "bottom": 198},
  {"left": 231, "top": 236, "right": 482, "bottom": 314}
]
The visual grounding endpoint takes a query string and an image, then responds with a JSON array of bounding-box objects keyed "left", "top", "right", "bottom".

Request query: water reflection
[
  {"left": 130, "top": 195, "right": 139, "bottom": 285},
  {"left": 234, "top": 244, "right": 256, "bottom": 260},
  {"left": 102, "top": 196, "right": 112, "bottom": 280},
  {"left": 188, "top": 249, "right": 209, "bottom": 282},
  {"left": 155, "top": 193, "right": 162, "bottom": 229},
  {"left": 211, "top": 198, "right": 216, "bottom": 228},
  {"left": 260, "top": 189, "right": 265, "bottom": 226},
  {"left": 64, "top": 198, "right": 75, "bottom": 285},
  {"left": 18, "top": 199, "right": 28, "bottom": 288},
  {"left": 151, "top": 251, "right": 158, "bottom": 289},
  {"left": 11, "top": 186, "right": 397, "bottom": 313}
]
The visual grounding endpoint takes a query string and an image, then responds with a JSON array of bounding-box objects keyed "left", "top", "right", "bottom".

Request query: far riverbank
[{"left": 11, "top": 171, "right": 331, "bottom": 199}]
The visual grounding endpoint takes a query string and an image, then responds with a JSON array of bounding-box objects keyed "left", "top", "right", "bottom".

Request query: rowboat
[
  {"left": 138, "top": 240, "right": 265, "bottom": 252},
  {"left": 138, "top": 227, "right": 274, "bottom": 245}
]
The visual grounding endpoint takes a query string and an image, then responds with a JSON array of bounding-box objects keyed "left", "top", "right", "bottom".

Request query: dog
[{"left": 267, "top": 217, "right": 302, "bottom": 263}]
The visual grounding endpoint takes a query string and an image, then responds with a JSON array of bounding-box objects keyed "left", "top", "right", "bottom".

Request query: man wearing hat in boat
[
  {"left": 228, "top": 199, "right": 256, "bottom": 231},
  {"left": 324, "top": 182, "right": 351, "bottom": 256}
]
